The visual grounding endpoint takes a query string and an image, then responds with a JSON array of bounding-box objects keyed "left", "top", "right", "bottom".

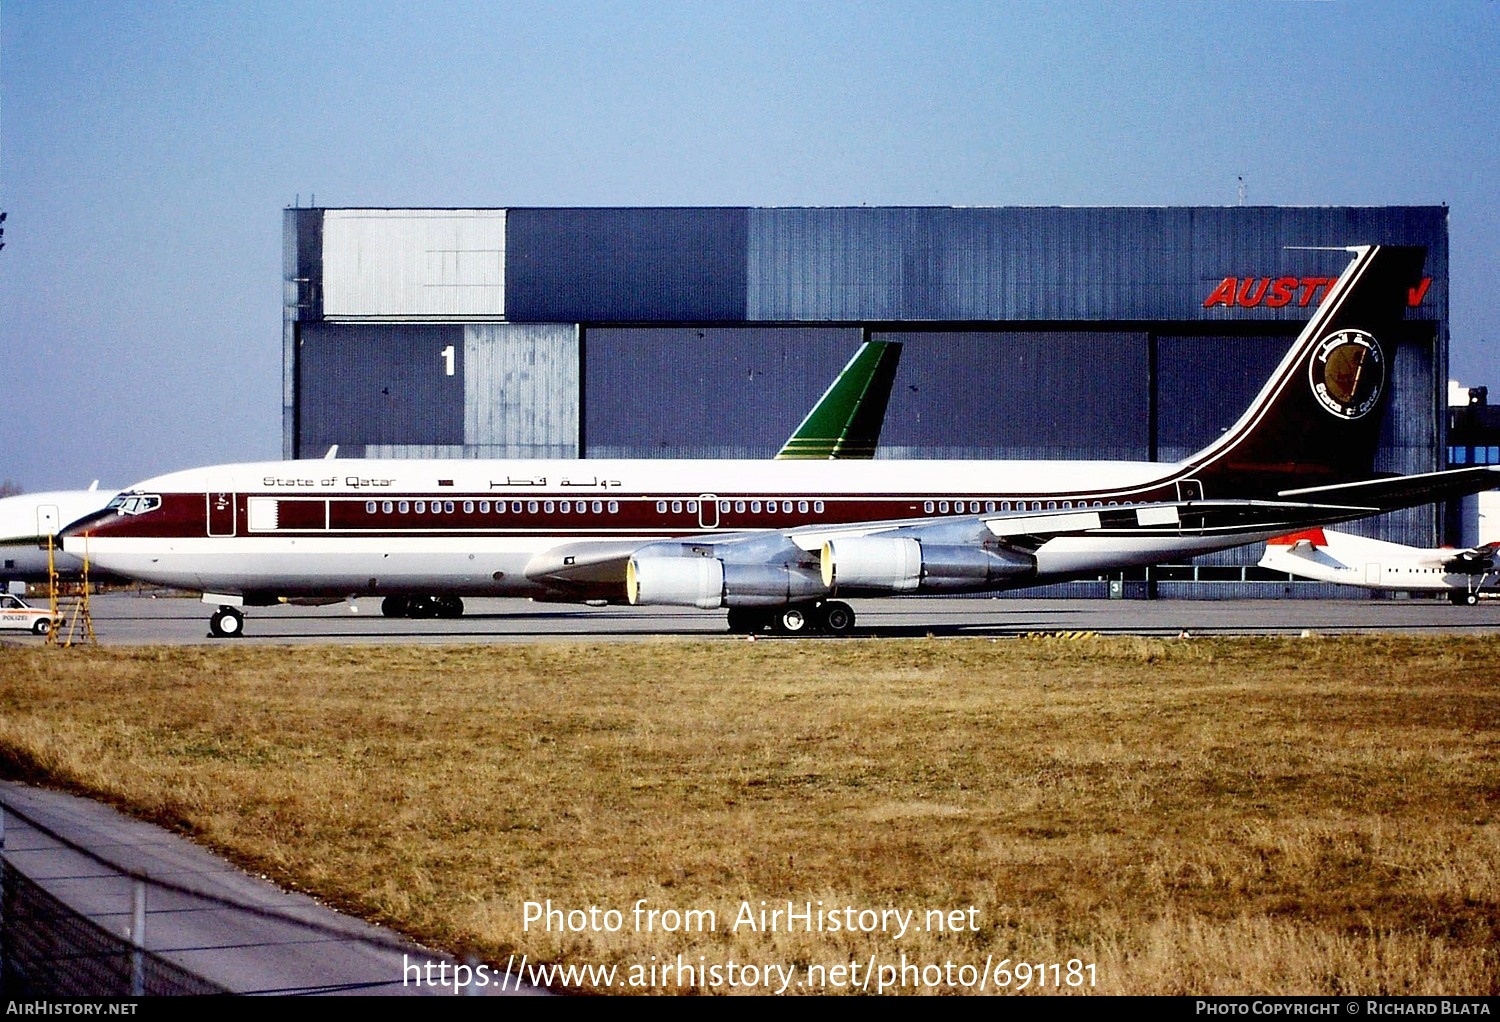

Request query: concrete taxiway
[
  {"left": 0, "top": 782, "right": 542, "bottom": 996},
  {"left": 5, "top": 591, "right": 1498, "bottom": 645}
]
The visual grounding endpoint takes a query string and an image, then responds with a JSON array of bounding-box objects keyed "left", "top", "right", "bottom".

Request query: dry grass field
[{"left": 1, "top": 635, "right": 1497, "bottom": 995}]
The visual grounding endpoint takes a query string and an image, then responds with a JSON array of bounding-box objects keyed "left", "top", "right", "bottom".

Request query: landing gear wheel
[
  {"left": 435, "top": 596, "right": 465, "bottom": 619},
  {"left": 381, "top": 596, "right": 410, "bottom": 618},
  {"left": 209, "top": 606, "right": 244, "bottom": 638},
  {"left": 726, "top": 608, "right": 767, "bottom": 633},
  {"left": 819, "top": 601, "right": 856, "bottom": 635},
  {"left": 773, "top": 606, "right": 811, "bottom": 634},
  {"left": 1449, "top": 590, "right": 1480, "bottom": 607},
  {"left": 407, "top": 596, "right": 439, "bottom": 619}
]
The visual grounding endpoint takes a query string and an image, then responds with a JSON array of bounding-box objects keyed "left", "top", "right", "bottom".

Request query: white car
[{"left": 0, "top": 593, "right": 59, "bottom": 635}]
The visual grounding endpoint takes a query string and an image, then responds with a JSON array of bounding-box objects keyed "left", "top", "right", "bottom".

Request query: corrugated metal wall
[
  {"left": 297, "top": 323, "right": 465, "bottom": 454},
  {"left": 282, "top": 207, "right": 322, "bottom": 459},
  {"left": 583, "top": 326, "right": 860, "bottom": 458},
  {"left": 464, "top": 323, "right": 578, "bottom": 458},
  {"left": 322, "top": 209, "right": 506, "bottom": 321},
  {"left": 872, "top": 331, "right": 1150, "bottom": 460},
  {"left": 1154, "top": 333, "right": 1296, "bottom": 462},
  {"left": 291, "top": 209, "right": 1448, "bottom": 327},
  {"left": 299, "top": 321, "right": 578, "bottom": 458},
  {"left": 505, "top": 208, "right": 748, "bottom": 323},
  {"left": 744, "top": 207, "right": 1447, "bottom": 324}
]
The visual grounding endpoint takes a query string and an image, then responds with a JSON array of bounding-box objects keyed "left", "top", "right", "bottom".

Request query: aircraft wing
[
  {"left": 1442, "top": 543, "right": 1498, "bottom": 575},
  {"left": 783, "top": 498, "right": 1378, "bottom": 552},
  {"left": 524, "top": 496, "right": 1389, "bottom": 603}
]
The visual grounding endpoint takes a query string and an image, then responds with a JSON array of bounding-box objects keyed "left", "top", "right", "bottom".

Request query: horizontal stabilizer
[
  {"left": 1279, "top": 465, "right": 1500, "bottom": 511},
  {"left": 1265, "top": 528, "right": 1328, "bottom": 549}
]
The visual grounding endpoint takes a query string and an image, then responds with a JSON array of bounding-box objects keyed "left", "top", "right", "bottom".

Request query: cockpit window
[{"left": 108, "top": 493, "right": 163, "bottom": 516}]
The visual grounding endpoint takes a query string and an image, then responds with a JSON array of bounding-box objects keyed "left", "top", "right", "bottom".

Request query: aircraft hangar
[{"left": 282, "top": 204, "right": 1450, "bottom": 598}]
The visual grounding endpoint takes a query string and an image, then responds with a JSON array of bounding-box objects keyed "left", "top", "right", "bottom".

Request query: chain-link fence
[{"left": 1, "top": 860, "right": 228, "bottom": 995}]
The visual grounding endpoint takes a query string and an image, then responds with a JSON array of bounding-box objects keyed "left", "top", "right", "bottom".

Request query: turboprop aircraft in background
[
  {"left": 66, "top": 245, "right": 1500, "bottom": 637},
  {"left": 1259, "top": 528, "right": 1498, "bottom": 605},
  {"left": 0, "top": 483, "right": 118, "bottom": 584}
]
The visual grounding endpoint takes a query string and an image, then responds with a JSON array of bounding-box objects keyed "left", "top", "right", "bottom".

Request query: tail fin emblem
[{"left": 1309, "top": 329, "right": 1384, "bottom": 420}]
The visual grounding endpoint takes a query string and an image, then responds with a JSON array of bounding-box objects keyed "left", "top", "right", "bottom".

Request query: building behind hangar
[{"left": 283, "top": 205, "right": 1450, "bottom": 597}]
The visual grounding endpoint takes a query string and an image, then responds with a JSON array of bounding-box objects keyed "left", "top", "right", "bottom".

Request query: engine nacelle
[
  {"left": 820, "top": 536, "right": 921, "bottom": 590},
  {"left": 721, "top": 563, "right": 827, "bottom": 607},
  {"left": 627, "top": 556, "right": 724, "bottom": 609},
  {"left": 918, "top": 544, "right": 1034, "bottom": 590},
  {"left": 628, "top": 556, "right": 828, "bottom": 608},
  {"left": 821, "top": 537, "right": 1034, "bottom": 592}
]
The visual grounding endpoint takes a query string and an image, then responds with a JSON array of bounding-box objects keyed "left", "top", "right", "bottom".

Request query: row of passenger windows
[
  {"left": 362, "top": 496, "right": 1136, "bottom": 517},
  {"left": 1450, "top": 445, "right": 1500, "bottom": 465},
  {"left": 362, "top": 498, "right": 836, "bottom": 516},
  {"left": 696, "top": 500, "right": 825, "bottom": 514},
  {"left": 924, "top": 499, "right": 1124, "bottom": 514},
  {"left": 366, "top": 499, "right": 621, "bottom": 515}
]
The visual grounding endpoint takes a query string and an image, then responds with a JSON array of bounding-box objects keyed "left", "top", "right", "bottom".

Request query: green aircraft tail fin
[{"left": 776, "top": 340, "right": 902, "bottom": 460}]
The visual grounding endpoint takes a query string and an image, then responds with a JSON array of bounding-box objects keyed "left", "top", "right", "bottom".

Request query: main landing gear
[
  {"left": 1448, "top": 588, "right": 1480, "bottom": 606},
  {"left": 381, "top": 595, "right": 465, "bottom": 619},
  {"left": 727, "top": 600, "right": 857, "bottom": 636}
]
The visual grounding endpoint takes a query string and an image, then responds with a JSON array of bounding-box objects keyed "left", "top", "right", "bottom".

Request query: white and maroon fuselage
[{"left": 65, "top": 456, "right": 1255, "bottom": 601}]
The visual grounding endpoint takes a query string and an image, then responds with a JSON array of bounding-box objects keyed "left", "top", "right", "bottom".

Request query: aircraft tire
[
  {"left": 407, "top": 596, "right": 439, "bottom": 619},
  {"left": 726, "top": 608, "right": 766, "bottom": 633},
  {"left": 436, "top": 596, "right": 464, "bottom": 618},
  {"left": 209, "top": 607, "right": 244, "bottom": 639},
  {"left": 773, "top": 606, "right": 811, "bottom": 635},
  {"left": 381, "top": 596, "right": 409, "bottom": 618},
  {"left": 819, "top": 601, "right": 856, "bottom": 635},
  {"left": 1462, "top": 591, "right": 1479, "bottom": 607}
]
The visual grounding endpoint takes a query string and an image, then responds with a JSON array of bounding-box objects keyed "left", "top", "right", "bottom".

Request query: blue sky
[{"left": 2, "top": 0, "right": 1496, "bottom": 490}]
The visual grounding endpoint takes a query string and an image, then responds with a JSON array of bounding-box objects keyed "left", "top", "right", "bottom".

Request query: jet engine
[
  {"left": 627, "top": 555, "right": 724, "bottom": 609},
  {"left": 819, "top": 536, "right": 921, "bottom": 590},
  {"left": 627, "top": 556, "right": 826, "bottom": 608},
  {"left": 821, "top": 537, "right": 1034, "bottom": 592}
]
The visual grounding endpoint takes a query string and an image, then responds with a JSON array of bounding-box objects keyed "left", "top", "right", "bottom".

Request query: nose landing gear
[{"left": 209, "top": 606, "right": 244, "bottom": 638}]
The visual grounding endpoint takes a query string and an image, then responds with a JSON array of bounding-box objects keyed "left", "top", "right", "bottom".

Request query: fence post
[
  {"left": 1, "top": 804, "right": 7, "bottom": 984},
  {"left": 129, "top": 879, "right": 147, "bottom": 996}
]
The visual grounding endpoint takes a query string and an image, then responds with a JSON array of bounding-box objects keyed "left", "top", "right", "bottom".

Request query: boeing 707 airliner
[{"left": 64, "top": 245, "right": 1500, "bottom": 636}]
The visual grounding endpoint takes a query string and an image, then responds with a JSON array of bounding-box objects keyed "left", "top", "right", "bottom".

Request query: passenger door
[{"left": 208, "top": 483, "right": 236, "bottom": 536}]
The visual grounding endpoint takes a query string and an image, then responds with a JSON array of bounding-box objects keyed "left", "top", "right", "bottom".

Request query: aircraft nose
[{"left": 60, "top": 508, "right": 116, "bottom": 540}]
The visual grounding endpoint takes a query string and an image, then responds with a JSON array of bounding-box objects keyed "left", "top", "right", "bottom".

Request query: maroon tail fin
[{"left": 1185, "top": 245, "right": 1428, "bottom": 499}]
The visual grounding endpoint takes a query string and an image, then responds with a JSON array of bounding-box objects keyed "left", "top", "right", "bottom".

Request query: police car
[{"left": 0, "top": 593, "right": 59, "bottom": 635}]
